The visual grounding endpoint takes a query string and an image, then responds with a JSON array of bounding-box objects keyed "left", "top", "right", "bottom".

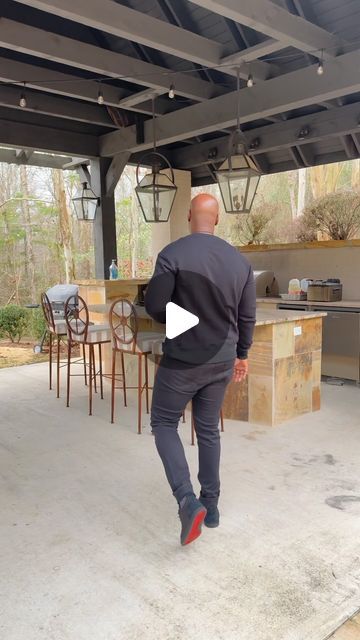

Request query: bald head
[{"left": 188, "top": 193, "right": 219, "bottom": 234}]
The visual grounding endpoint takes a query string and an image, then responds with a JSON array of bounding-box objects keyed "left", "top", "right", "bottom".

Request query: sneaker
[
  {"left": 199, "top": 495, "right": 220, "bottom": 528},
  {"left": 178, "top": 494, "right": 207, "bottom": 546}
]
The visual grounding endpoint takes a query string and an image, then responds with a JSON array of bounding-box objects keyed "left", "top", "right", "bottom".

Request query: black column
[{"left": 90, "top": 157, "right": 117, "bottom": 280}]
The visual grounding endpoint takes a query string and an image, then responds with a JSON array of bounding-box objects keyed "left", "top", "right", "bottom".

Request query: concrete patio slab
[{"left": 1, "top": 363, "right": 360, "bottom": 640}]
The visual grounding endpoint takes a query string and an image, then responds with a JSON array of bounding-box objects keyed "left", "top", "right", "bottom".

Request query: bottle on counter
[{"left": 109, "top": 259, "right": 119, "bottom": 280}]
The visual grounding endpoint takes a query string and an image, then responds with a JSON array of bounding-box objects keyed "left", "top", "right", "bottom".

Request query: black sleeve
[
  {"left": 144, "top": 251, "right": 176, "bottom": 324},
  {"left": 237, "top": 266, "right": 256, "bottom": 359}
]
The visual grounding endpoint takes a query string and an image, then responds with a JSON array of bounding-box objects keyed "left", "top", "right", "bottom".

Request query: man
[{"left": 145, "top": 193, "right": 256, "bottom": 546}]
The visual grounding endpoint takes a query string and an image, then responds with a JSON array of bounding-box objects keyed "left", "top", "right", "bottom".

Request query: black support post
[{"left": 90, "top": 158, "right": 117, "bottom": 280}]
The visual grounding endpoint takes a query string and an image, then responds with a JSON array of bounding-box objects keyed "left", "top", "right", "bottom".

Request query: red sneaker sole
[{"left": 182, "top": 508, "right": 207, "bottom": 546}]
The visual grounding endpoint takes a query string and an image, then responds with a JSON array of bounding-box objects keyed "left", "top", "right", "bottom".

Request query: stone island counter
[
  {"left": 77, "top": 280, "right": 326, "bottom": 428},
  {"left": 223, "top": 309, "right": 326, "bottom": 426}
]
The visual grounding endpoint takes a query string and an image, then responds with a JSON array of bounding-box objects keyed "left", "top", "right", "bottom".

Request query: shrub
[
  {"left": 297, "top": 191, "right": 360, "bottom": 241},
  {"left": 0, "top": 305, "right": 29, "bottom": 343},
  {"left": 232, "top": 208, "right": 271, "bottom": 245},
  {"left": 27, "top": 307, "right": 46, "bottom": 340}
]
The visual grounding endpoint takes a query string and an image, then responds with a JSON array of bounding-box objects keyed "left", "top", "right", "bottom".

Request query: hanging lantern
[
  {"left": 135, "top": 152, "right": 177, "bottom": 223},
  {"left": 72, "top": 182, "right": 99, "bottom": 221},
  {"left": 135, "top": 98, "right": 177, "bottom": 223},
  {"left": 216, "top": 69, "right": 261, "bottom": 214}
]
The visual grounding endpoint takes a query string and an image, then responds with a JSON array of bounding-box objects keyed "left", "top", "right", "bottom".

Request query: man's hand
[{"left": 233, "top": 358, "right": 248, "bottom": 383}]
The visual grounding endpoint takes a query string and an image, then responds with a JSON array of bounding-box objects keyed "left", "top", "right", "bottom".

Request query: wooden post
[{"left": 90, "top": 158, "right": 118, "bottom": 280}]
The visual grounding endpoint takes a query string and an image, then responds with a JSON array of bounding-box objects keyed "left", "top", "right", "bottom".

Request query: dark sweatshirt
[{"left": 145, "top": 233, "right": 256, "bottom": 364}]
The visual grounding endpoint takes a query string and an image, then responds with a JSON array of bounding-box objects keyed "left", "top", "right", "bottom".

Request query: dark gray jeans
[{"left": 151, "top": 357, "right": 234, "bottom": 504}]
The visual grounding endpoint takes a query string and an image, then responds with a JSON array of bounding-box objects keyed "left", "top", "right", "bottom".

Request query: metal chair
[
  {"left": 65, "top": 295, "right": 111, "bottom": 416},
  {"left": 41, "top": 292, "right": 67, "bottom": 398},
  {"left": 109, "top": 299, "right": 160, "bottom": 434}
]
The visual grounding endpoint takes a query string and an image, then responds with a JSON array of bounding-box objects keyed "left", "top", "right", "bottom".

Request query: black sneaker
[
  {"left": 199, "top": 495, "right": 220, "bottom": 528},
  {"left": 178, "top": 494, "right": 207, "bottom": 546}
]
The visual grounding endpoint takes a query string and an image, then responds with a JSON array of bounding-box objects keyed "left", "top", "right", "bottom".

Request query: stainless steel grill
[{"left": 46, "top": 284, "right": 79, "bottom": 319}]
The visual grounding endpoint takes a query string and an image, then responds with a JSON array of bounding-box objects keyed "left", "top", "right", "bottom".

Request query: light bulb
[
  {"left": 97, "top": 89, "right": 104, "bottom": 105},
  {"left": 317, "top": 61, "right": 324, "bottom": 75},
  {"left": 168, "top": 84, "right": 175, "bottom": 99},
  {"left": 247, "top": 74, "right": 254, "bottom": 88},
  {"left": 19, "top": 93, "right": 27, "bottom": 108}
]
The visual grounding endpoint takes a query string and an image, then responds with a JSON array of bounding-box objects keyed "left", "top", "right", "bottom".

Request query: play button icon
[{"left": 166, "top": 302, "right": 199, "bottom": 339}]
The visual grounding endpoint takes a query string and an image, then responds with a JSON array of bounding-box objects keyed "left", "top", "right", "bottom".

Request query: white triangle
[{"left": 166, "top": 302, "right": 199, "bottom": 339}]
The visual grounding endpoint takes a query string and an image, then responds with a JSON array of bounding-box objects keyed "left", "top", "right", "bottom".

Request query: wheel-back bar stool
[
  {"left": 41, "top": 292, "right": 67, "bottom": 398},
  {"left": 65, "top": 295, "right": 111, "bottom": 416},
  {"left": 109, "top": 299, "right": 161, "bottom": 434}
]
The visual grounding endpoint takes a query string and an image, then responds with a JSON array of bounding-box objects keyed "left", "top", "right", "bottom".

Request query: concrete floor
[{"left": 1, "top": 362, "right": 360, "bottom": 640}]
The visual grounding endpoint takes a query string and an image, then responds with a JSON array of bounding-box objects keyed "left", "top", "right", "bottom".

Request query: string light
[
  {"left": 97, "top": 84, "right": 104, "bottom": 104},
  {"left": 19, "top": 83, "right": 27, "bottom": 108},
  {"left": 317, "top": 50, "right": 324, "bottom": 75},
  {"left": 6, "top": 34, "right": 360, "bottom": 92},
  {"left": 168, "top": 83, "right": 175, "bottom": 99},
  {"left": 247, "top": 73, "right": 254, "bottom": 88}
]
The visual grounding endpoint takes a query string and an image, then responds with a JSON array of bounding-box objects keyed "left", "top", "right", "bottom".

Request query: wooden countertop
[
  {"left": 257, "top": 297, "right": 360, "bottom": 309},
  {"left": 255, "top": 309, "right": 326, "bottom": 326}
]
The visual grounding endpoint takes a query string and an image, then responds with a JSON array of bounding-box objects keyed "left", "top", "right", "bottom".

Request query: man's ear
[
  {"left": 188, "top": 209, "right": 191, "bottom": 222},
  {"left": 215, "top": 214, "right": 219, "bottom": 226}
]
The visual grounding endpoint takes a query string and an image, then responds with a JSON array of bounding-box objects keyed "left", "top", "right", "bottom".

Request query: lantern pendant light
[
  {"left": 72, "top": 181, "right": 99, "bottom": 221},
  {"left": 215, "top": 68, "right": 261, "bottom": 214},
  {"left": 135, "top": 98, "right": 177, "bottom": 223}
]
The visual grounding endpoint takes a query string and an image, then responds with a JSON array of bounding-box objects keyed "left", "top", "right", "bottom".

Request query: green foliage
[
  {"left": 297, "top": 191, "right": 360, "bottom": 241},
  {"left": 0, "top": 305, "right": 29, "bottom": 343},
  {"left": 27, "top": 307, "right": 46, "bottom": 340}
]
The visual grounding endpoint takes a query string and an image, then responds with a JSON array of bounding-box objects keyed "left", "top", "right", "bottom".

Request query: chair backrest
[
  {"left": 65, "top": 294, "right": 89, "bottom": 341},
  {"left": 41, "top": 292, "right": 55, "bottom": 332},
  {"left": 109, "top": 298, "right": 138, "bottom": 353}
]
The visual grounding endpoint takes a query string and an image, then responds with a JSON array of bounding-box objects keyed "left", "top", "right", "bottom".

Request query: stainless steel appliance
[
  {"left": 307, "top": 279, "right": 343, "bottom": 302},
  {"left": 46, "top": 284, "right": 79, "bottom": 318},
  {"left": 313, "top": 307, "right": 360, "bottom": 383},
  {"left": 253, "top": 270, "right": 278, "bottom": 297},
  {"left": 278, "top": 300, "right": 360, "bottom": 383}
]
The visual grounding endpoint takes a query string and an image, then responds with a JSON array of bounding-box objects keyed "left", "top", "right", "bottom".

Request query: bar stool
[
  {"left": 109, "top": 299, "right": 161, "bottom": 434},
  {"left": 41, "top": 292, "right": 67, "bottom": 398},
  {"left": 65, "top": 295, "right": 111, "bottom": 416}
]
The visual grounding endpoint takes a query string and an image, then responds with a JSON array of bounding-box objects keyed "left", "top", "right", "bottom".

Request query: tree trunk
[
  {"left": 351, "top": 159, "right": 360, "bottom": 189},
  {"left": 20, "top": 165, "right": 36, "bottom": 302},
  {"left": 287, "top": 172, "right": 297, "bottom": 219},
  {"left": 52, "top": 169, "right": 76, "bottom": 283},
  {"left": 297, "top": 168, "right": 307, "bottom": 216},
  {"left": 309, "top": 163, "right": 343, "bottom": 199},
  {"left": 129, "top": 196, "right": 138, "bottom": 278}
]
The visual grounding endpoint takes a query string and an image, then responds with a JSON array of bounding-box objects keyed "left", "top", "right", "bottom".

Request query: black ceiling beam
[{"left": 155, "top": 0, "right": 218, "bottom": 84}]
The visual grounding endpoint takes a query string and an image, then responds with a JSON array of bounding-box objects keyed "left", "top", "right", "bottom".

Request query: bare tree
[
  {"left": 52, "top": 169, "right": 75, "bottom": 283},
  {"left": 20, "top": 165, "right": 36, "bottom": 302},
  {"left": 297, "top": 168, "right": 307, "bottom": 217}
]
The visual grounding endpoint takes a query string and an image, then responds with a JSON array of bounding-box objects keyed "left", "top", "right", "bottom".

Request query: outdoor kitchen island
[{"left": 77, "top": 280, "right": 326, "bottom": 428}]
